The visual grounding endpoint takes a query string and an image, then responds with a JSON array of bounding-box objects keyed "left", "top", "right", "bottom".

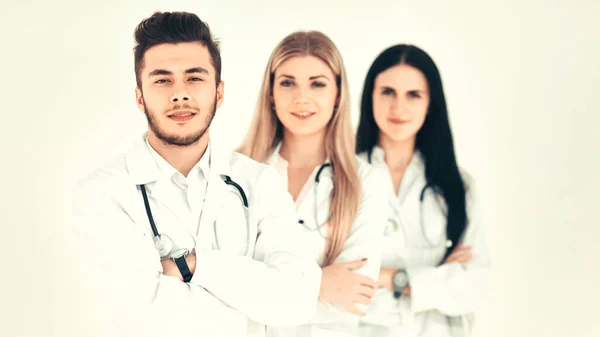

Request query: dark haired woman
[{"left": 356, "top": 44, "right": 491, "bottom": 337}]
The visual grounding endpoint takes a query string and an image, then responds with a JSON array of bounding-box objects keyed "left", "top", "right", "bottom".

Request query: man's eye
[{"left": 155, "top": 79, "right": 170, "bottom": 84}]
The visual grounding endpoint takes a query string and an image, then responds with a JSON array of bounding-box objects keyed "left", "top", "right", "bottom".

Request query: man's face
[{"left": 135, "top": 42, "right": 224, "bottom": 146}]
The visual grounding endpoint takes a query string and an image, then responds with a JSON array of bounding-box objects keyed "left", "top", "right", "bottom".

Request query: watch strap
[{"left": 174, "top": 256, "right": 193, "bottom": 283}]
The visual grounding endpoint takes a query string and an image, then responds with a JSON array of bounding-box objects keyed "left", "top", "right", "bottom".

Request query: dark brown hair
[{"left": 133, "top": 11, "right": 221, "bottom": 87}]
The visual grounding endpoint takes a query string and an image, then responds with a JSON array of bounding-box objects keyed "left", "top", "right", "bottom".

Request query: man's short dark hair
[{"left": 133, "top": 11, "right": 221, "bottom": 87}]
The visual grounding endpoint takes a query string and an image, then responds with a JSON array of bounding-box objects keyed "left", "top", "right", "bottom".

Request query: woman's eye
[
  {"left": 408, "top": 91, "right": 421, "bottom": 98},
  {"left": 312, "top": 81, "right": 326, "bottom": 88},
  {"left": 382, "top": 88, "right": 395, "bottom": 96},
  {"left": 280, "top": 80, "right": 294, "bottom": 87}
]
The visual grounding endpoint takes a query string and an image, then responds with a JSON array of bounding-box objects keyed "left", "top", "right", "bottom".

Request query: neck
[
  {"left": 379, "top": 135, "right": 415, "bottom": 172},
  {"left": 279, "top": 130, "right": 327, "bottom": 168},
  {"left": 147, "top": 131, "right": 209, "bottom": 177}
]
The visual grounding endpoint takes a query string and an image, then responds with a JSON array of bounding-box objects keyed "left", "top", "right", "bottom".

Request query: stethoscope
[
  {"left": 368, "top": 150, "right": 452, "bottom": 249},
  {"left": 139, "top": 174, "right": 251, "bottom": 259},
  {"left": 297, "top": 163, "right": 331, "bottom": 238}
]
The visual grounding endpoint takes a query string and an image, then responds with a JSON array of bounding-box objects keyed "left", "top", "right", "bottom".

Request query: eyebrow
[
  {"left": 148, "top": 67, "right": 210, "bottom": 77},
  {"left": 277, "top": 74, "right": 331, "bottom": 81},
  {"left": 379, "top": 86, "right": 426, "bottom": 93}
]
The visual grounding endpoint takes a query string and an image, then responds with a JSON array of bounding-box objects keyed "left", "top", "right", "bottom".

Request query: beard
[{"left": 143, "top": 97, "right": 217, "bottom": 147}]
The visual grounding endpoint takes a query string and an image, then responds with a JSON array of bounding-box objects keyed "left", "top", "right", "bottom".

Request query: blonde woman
[{"left": 238, "top": 31, "right": 388, "bottom": 336}]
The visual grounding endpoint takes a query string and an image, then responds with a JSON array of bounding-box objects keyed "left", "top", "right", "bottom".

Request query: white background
[{"left": 1, "top": 0, "right": 598, "bottom": 336}]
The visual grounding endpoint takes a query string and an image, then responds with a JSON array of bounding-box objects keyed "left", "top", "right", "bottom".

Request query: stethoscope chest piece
[{"left": 154, "top": 233, "right": 174, "bottom": 259}]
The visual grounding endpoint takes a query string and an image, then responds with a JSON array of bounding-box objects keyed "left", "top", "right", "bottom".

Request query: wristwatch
[
  {"left": 170, "top": 248, "right": 193, "bottom": 283},
  {"left": 392, "top": 269, "right": 409, "bottom": 299}
]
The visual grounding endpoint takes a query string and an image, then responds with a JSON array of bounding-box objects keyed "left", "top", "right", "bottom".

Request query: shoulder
[
  {"left": 228, "top": 151, "right": 278, "bottom": 182},
  {"left": 458, "top": 167, "right": 477, "bottom": 197},
  {"left": 356, "top": 151, "right": 369, "bottom": 163},
  {"left": 227, "top": 151, "right": 287, "bottom": 196},
  {"left": 74, "top": 154, "right": 130, "bottom": 196},
  {"left": 355, "top": 155, "right": 392, "bottom": 198},
  {"left": 72, "top": 154, "right": 133, "bottom": 214}
]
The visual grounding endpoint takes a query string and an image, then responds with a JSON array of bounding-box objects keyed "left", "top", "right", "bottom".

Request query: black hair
[{"left": 356, "top": 44, "right": 467, "bottom": 262}]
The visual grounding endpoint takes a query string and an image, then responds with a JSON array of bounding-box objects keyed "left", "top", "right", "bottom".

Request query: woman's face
[
  {"left": 272, "top": 55, "right": 338, "bottom": 138},
  {"left": 372, "top": 64, "right": 430, "bottom": 144}
]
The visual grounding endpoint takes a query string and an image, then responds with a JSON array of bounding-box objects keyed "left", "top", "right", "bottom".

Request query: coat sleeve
[
  {"left": 72, "top": 175, "right": 243, "bottom": 337},
  {"left": 188, "top": 166, "right": 322, "bottom": 327},
  {"left": 406, "top": 175, "right": 491, "bottom": 316},
  {"left": 307, "top": 163, "right": 389, "bottom": 323}
]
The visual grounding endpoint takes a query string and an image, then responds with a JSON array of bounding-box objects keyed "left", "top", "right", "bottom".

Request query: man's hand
[{"left": 160, "top": 251, "right": 197, "bottom": 281}]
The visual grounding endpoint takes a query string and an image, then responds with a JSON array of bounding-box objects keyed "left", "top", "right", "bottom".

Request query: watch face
[
  {"left": 393, "top": 270, "right": 409, "bottom": 288},
  {"left": 170, "top": 248, "right": 189, "bottom": 260}
]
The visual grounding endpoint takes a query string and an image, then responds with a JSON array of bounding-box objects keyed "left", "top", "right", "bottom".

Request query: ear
[
  {"left": 215, "top": 81, "right": 225, "bottom": 110},
  {"left": 135, "top": 87, "right": 145, "bottom": 112}
]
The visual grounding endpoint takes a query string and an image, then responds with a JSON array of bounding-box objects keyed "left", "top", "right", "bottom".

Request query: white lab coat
[
  {"left": 71, "top": 134, "right": 322, "bottom": 337},
  {"left": 264, "top": 146, "right": 388, "bottom": 337},
  {"left": 357, "top": 147, "right": 491, "bottom": 337}
]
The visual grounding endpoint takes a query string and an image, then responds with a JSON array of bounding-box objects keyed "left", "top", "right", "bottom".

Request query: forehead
[
  {"left": 375, "top": 64, "right": 428, "bottom": 90},
  {"left": 141, "top": 42, "right": 214, "bottom": 75},
  {"left": 275, "top": 55, "right": 335, "bottom": 78}
]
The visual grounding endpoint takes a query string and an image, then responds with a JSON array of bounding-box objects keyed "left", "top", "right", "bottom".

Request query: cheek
[
  {"left": 272, "top": 89, "right": 290, "bottom": 118},
  {"left": 141, "top": 86, "right": 167, "bottom": 106},
  {"left": 273, "top": 88, "right": 294, "bottom": 111},
  {"left": 189, "top": 86, "right": 216, "bottom": 104},
  {"left": 412, "top": 101, "right": 429, "bottom": 126},
  {"left": 372, "top": 98, "right": 389, "bottom": 128},
  {"left": 316, "top": 94, "right": 336, "bottom": 119}
]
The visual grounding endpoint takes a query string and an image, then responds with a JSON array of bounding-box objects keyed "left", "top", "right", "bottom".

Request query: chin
[
  {"left": 288, "top": 126, "right": 327, "bottom": 137},
  {"left": 383, "top": 132, "right": 416, "bottom": 144}
]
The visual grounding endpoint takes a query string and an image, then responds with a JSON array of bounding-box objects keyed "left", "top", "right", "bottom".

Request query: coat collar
[{"left": 125, "top": 133, "right": 231, "bottom": 186}]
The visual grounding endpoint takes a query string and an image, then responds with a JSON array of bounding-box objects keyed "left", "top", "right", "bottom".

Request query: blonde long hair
[{"left": 237, "top": 31, "right": 361, "bottom": 266}]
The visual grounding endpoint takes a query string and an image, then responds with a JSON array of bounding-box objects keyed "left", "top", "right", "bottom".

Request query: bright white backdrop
[{"left": 0, "top": 1, "right": 598, "bottom": 336}]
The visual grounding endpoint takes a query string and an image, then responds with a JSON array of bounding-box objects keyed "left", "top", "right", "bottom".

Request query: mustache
[{"left": 165, "top": 104, "right": 200, "bottom": 114}]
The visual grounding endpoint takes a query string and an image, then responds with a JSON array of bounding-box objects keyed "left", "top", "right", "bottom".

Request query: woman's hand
[
  {"left": 319, "top": 259, "right": 376, "bottom": 316},
  {"left": 444, "top": 244, "right": 473, "bottom": 264}
]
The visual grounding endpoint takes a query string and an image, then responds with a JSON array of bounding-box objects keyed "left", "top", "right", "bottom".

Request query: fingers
[
  {"left": 343, "top": 258, "right": 368, "bottom": 271},
  {"left": 358, "top": 284, "right": 376, "bottom": 299},
  {"left": 346, "top": 304, "right": 366, "bottom": 317},
  {"left": 445, "top": 247, "right": 473, "bottom": 264},
  {"left": 355, "top": 274, "right": 376, "bottom": 289},
  {"left": 354, "top": 293, "right": 373, "bottom": 305},
  {"left": 451, "top": 246, "right": 471, "bottom": 255}
]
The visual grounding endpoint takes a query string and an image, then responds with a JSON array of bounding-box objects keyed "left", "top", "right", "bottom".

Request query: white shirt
[
  {"left": 358, "top": 147, "right": 491, "bottom": 337},
  {"left": 144, "top": 136, "right": 210, "bottom": 253},
  {"left": 72, "top": 133, "right": 322, "bottom": 337},
  {"left": 265, "top": 144, "right": 389, "bottom": 337}
]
